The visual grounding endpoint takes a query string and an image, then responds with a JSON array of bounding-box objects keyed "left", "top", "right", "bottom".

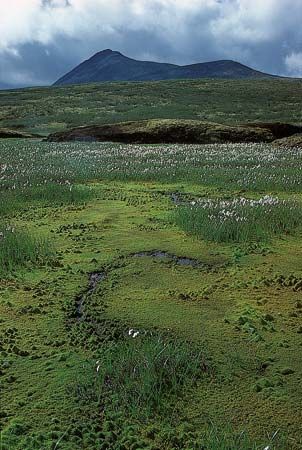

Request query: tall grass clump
[
  {"left": 173, "top": 196, "right": 302, "bottom": 243},
  {"left": 96, "top": 333, "right": 207, "bottom": 417},
  {"left": 0, "top": 183, "right": 93, "bottom": 216},
  {"left": 202, "top": 426, "right": 283, "bottom": 450},
  {"left": 24, "top": 183, "right": 93, "bottom": 204},
  {"left": 0, "top": 225, "right": 54, "bottom": 275}
]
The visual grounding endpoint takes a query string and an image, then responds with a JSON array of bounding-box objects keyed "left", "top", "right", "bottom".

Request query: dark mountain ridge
[{"left": 54, "top": 49, "right": 277, "bottom": 86}]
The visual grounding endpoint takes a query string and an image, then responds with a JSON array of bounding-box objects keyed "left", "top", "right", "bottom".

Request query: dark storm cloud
[{"left": 0, "top": 0, "right": 301, "bottom": 88}]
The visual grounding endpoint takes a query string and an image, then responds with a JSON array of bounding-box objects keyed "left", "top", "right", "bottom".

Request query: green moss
[{"left": 1, "top": 177, "right": 301, "bottom": 449}]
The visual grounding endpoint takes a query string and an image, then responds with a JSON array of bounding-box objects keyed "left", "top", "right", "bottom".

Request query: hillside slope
[{"left": 1, "top": 78, "right": 301, "bottom": 136}]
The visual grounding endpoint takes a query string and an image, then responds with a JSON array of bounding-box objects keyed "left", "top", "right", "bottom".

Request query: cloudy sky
[{"left": 0, "top": 0, "right": 302, "bottom": 88}]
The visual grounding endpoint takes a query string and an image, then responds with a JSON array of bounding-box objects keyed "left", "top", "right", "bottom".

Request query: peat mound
[
  {"left": 242, "top": 122, "right": 302, "bottom": 140},
  {"left": 273, "top": 134, "right": 302, "bottom": 148},
  {"left": 46, "top": 119, "right": 275, "bottom": 144},
  {"left": 0, "top": 127, "right": 35, "bottom": 139}
]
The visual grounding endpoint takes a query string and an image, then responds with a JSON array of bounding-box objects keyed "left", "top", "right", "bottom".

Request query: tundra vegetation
[
  {"left": 0, "top": 78, "right": 301, "bottom": 136},
  {"left": 0, "top": 79, "right": 302, "bottom": 450}
]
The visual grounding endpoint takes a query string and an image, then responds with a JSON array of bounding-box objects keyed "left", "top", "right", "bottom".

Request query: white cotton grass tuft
[
  {"left": 128, "top": 329, "right": 139, "bottom": 338},
  {"left": 2, "top": 140, "right": 302, "bottom": 196}
]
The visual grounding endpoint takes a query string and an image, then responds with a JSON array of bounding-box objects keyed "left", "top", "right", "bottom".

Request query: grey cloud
[{"left": 0, "top": 0, "right": 301, "bottom": 88}]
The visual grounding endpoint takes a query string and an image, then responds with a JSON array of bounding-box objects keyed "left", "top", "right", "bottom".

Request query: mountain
[{"left": 53, "top": 49, "right": 275, "bottom": 86}]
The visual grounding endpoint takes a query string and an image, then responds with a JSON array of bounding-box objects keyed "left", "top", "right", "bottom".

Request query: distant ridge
[{"left": 54, "top": 49, "right": 276, "bottom": 86}]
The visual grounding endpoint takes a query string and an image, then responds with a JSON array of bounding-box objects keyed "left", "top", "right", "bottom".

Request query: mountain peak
[
  {"left": 94, "top": 49, "right": 123, "bottom": 57},
  {"left": 99, "top": 49, "right": 115, "bottom": 55}
]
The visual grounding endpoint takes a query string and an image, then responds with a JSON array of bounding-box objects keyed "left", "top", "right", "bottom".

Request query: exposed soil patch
[
  {"left": 75, "top": 272, "right": 106, "bottom": 320},
  {"left": 132, "top": 250, "right": 203, "bottom": 268}
]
